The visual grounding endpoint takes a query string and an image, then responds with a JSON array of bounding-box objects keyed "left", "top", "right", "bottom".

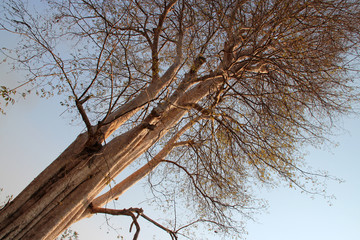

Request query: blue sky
[{"left": 1, "top": 25, "right": 360, "bottom": 240}]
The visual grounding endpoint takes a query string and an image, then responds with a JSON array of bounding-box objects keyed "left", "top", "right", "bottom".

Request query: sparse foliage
[
  {"left": 0, "top": 0, "right": 360, "bottom": 239},
  {"left": 56, "top": 228, "right": 79, "bottom": 240}
]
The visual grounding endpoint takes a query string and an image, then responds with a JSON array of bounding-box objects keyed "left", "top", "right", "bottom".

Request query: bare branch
[{"left": 90, "top": 206, "right": 177, "bottom": 240}]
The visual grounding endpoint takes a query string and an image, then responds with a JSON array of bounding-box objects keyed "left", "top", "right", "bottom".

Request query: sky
[{"left": 1, "top": 14, "right": 360, "bottom": 240}]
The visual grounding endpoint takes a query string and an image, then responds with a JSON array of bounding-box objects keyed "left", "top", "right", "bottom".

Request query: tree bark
[
  {"left": 0, "top": 124, "right": 159, "bottom": 239},
  {"left": 0, "top": 72, "right": 223, "bottom": 239}
]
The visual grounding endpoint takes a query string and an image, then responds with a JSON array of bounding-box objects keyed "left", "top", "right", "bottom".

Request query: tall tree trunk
[
  {"left": 0, "top": 106, "right": 179, "bottom": 239},
  {"left": 0, "top": 70, "right": 222, "bottom": 239},
  {"left": 0, "top": 121, "right": 160, "bottom": 239}
]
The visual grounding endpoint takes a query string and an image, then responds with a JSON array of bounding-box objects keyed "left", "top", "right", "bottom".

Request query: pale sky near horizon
[{"left": 1, "top": 16, "right": 360, "bottom": 240}]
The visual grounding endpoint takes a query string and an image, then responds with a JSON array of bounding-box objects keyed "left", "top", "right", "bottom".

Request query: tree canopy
[{"left": 1, "top": 0, "right": 360, "bottom": 239}]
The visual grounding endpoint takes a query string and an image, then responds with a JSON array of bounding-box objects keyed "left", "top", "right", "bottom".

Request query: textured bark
[
  {"left": 2, "top": 0, "right": 359, "bottom": 238},
  {"left": 0, "top": 125, "right": 157, "bottom": 239},
  {"left": 0, "top": 73, "right": 222, "bottom": 239}
]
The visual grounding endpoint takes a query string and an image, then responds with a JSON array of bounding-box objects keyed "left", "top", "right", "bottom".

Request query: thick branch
[
  {"left": 90, "top": 117, "right": 201, "bottom": 208},
  {"left": 97, "top": 42, "right": 184, "bottom": 142}
]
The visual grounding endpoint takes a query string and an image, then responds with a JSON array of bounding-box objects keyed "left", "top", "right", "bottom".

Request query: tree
[{"left": 0, "top": 0, "right": 359, "bottom": 239}]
